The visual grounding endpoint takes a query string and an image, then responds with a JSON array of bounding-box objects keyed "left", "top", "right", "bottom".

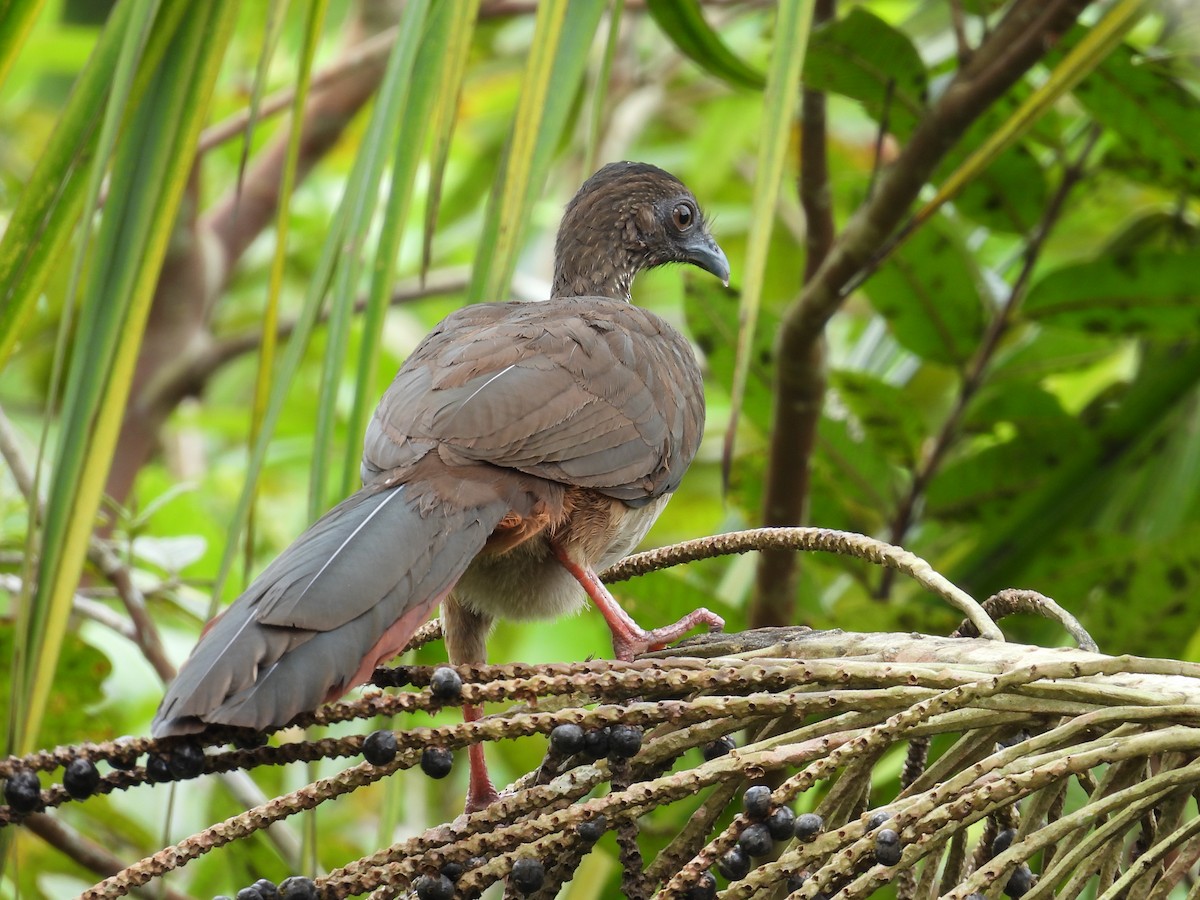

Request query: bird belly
[
  {"left": 451, "top": 493, "right": 671, "bottom": 622},
  {"left": 454, "top": 539, "right": 586, "bottom": 621}
]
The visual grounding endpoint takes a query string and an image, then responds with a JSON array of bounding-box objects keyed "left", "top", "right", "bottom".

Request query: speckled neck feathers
[{"left": 551, "top": 162, "right": 692, "bottom": 301}]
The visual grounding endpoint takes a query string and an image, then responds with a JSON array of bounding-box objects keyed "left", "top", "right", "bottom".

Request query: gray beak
[{"left": 684, "top": 232, "right": 731, "bottom": 286}]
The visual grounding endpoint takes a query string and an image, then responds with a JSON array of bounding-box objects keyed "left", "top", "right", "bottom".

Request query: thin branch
[
  {"left": 756, "top": 0, "right": 1093, "bottom": 616},
  {"left": 22, "top": 813, "right": 195, "bottom": 900},
  {"left": 0, "top": 406, "right": 174, "bottom": 681},
  {"left": 877, "top": 126, "right": 1102, "bottom": 598}
]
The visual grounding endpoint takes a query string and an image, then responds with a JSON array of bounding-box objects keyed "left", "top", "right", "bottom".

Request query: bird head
[{"left": 552, "top": 161, "right": 730, "bottom": 301}]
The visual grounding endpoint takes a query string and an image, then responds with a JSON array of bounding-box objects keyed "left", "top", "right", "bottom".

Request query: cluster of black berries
[
  {"left": 211, "top": 875, "right": 316, "bottom": 899},
  {"left": 3, "top": 741, "right": 210, "bottom": 815},
  {"left": 990, "top": 827, "right": 1035, "bottom": 897},
  {"left": 412, "top": 853, "right": 550, "bottom": 899},
  {"left": 548, "top": 722, "right": 643, "bottom": 761},
  {"left": 362, "top": 730, "right": 453, "bottom": 780}
]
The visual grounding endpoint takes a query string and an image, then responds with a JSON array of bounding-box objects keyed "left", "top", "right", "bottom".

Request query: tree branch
[
  {"left": 755, "top": 0, "right": 1093, "bottom": 620},
  {"left": 876, "top": 125, "right": 1102, "bottom": 598},
  {"left": 752, "top": 0, "right": 836, "bottom": 629}
]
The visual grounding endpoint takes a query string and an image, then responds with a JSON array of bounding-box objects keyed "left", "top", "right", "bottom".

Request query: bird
[{"left": 153, "top": 161, "right": 730, "bottom": 810}]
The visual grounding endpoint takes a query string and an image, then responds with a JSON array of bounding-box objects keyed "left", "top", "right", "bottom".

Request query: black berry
[
  {"left": 549, "top": 724, "right": 585, "bottom": 756},
  {"left": 466, "top": 856, "right": 487, "bottom": 870},
  {"left": 582, "top": 727, "right": 610, "bottom": 760},
  {"left": 109, "top": 750, "right": 139, "bottom": 770},
  {"left": 1004, "top": 864, "right": 1035, "bottom": 897},
  {"left": 277, "top": 876, "right": 318, "bottom": 899},
  {"left": 874, "top": 828, "right": 902, "bottom": 865},
  {"left": 608, "top": 725, "right": 643, "bottom": 759},
  {"left": 4, "top": 769, "right": 42, "bottom": 813},
  {"left": 701, "top": 735, "right": 735, "bottom": 759},
  {"left": 742, "top": 785, "right": 772, "bottom": 821},
  {"left": 253, "top": 880, "right": 280, "bottom": 900},
  {"left": 146, "top": 754, "right": 173, "bottom": 783},
  {"left": 717, "top": 846, "right": 751, "bottom": 881},
  {"left": 363, "top": 730, "right": 398, "bottom": 766},
  {"left": 992, "top": 827, "right": 1017, "bottom": 857},
  {"left": 430, "top": 667, "right": 464, "bottom": 701},
  {"left": 794, "top": 812, "right": 824, "bottom": 839},
  {"left": 577, "top": 814, "right": 607, "bottom": 843},
  {"left": 866, "top": 810, "right": 891, "bottom": 831},
  {"left": 997, "top": 729, "right": 1030, "bottom": 749},
  {"left": 63, "top": 758, "right": 101, "bottom": 800},
  {"left": 510, "top": 857, "right": 545, "bottom": 894},
  {"left": 686, "top": 871, "right": 717, "bottom": 899},
  {"left": 420, "top": 748, "right": 453, "bottom": 779},
  {"left": 738, "top": 823, "right": 774, "bottom": 857},
  {"left": 169, "top": 741, "right": 205, "bottom": 779},
  {"left": 766, "top": 805, "right": 795, "bottom": 841},
  {"left": 235, "top": 887, "right": 264, "bottom": 900},
  {"left": 440, "top": 861, "right": 464, "bottom": 882},
  {"left": 414, "top": 873, "right": 454, "bottom": 900},
  {"left": 786, "top": 871, "right": 807, "bottom": 892}
]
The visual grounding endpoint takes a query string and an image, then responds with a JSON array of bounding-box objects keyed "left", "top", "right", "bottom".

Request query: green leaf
[
  {"left": 803, "top": 7, "right": 927, "bottom": 139},
  {"left": 684, "top": 278, "right": 772, "bottom": 435},
  {"left": 310, "top": 0, "right": 429, "bottom": 514},
  {"left": 645, "top": 0, "right": 764, "bottom": 89},
  {"left": 343, "top": 0, "right": 475, "bottom": 496},
  {"left": 0, "top": 0, "right": 45, "bottom": 94},
  {"left": 467, "top": 0, "right": 605, "bottom": 305},
  {"left": 828, "top": 370, "right": 924, "bottom": 470},
  {"left": 953, "top": 340, "right": 1200, "bottom": 596},
  {"left": 1023, "top": 249, "right": 1200, "bottom": 337},
  {"left": 23, "top": 0, "right": 236, "bottom": 753},
  {"left": 1074, "top": 43, "right": 1200, "bottom": 193},
  {"left": 862, "top": 217, "right": 987, "bottom": 366}
]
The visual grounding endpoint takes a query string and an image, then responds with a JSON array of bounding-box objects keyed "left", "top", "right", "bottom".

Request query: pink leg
[
  {"left": 552, "top": 546, "right": 724, "bottom": 661},
  {"left": 463, "top": 702, "right": 499, "bottom": 812}
]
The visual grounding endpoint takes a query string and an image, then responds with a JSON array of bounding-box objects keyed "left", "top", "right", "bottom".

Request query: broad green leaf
[
  {"left": 828, "top": 370, "right": 924, "bottom": 469},
  {"left": 1023, "top": 250, "right": 1200, "bottom": 337},
  {"left": 645, "top": 0, "right": 764, "bottom": 90},
  {"left": 803, "top": 7, "right": 927, "bottom": 139},
  {"left": 812, "top": 414, "right": 902, "bottom": 534},
  {"left": 862, "top": 218, "right": 986, "bottom": 366},
  {"left": 467, "top": 0, "right": 605, "bottom": 305},
  {"left": 949, "top": 142, "right": 1047, "bottom": 234},
  {"left": 1074, "top": 42, "right": 1200, "bottom": 193},
  {"left": 725, "top": 0, "right": 815, "bottom": 479},
  {"left": 24, "top": 0, "right": 236, "bottom": 753},
  {"left": 989, "top": 325, "right": 1118, "bottom": 384},
  {"left": 953, "top": 339, "right": 1200, "bottom": 596}
]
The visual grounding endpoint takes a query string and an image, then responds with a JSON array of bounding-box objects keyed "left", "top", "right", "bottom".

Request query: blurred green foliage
[{"left": 1, "top": 0, "right": 1198, "bottom": 895}]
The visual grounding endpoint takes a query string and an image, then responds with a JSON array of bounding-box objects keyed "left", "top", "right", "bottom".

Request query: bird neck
[{"left": 551, "top": 228, "right": 639, "bottom": 301}]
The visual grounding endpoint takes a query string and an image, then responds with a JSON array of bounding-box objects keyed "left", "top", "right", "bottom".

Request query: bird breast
[{"left": 451, "top": 491, "right": 670, "bottom": 622}]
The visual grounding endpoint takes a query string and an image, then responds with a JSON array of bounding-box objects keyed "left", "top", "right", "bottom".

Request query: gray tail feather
[{"left": 152, "top": 482, "right": 509, "bottom": 736}]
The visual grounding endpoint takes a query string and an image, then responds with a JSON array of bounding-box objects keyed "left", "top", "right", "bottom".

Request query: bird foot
[{"left": 611, "top": 607, "right": 725, "bottom": 661}]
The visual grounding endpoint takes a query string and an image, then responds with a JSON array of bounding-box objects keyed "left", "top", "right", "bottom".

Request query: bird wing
[{"left": 362, "top": 296, "right": 705, "bottom": 505}]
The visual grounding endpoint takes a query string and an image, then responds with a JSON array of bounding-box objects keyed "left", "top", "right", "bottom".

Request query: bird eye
[{"left": 672, "top": 203, "right": 695, "bottom": 231}]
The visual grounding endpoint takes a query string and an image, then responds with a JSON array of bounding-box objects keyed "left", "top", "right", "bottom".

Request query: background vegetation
[{"left": 0, "top": 0, "right": 1198, "bottom": 895}]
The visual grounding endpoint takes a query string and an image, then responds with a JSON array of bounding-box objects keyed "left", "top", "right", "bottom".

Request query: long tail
[{"left": 152, "top": 476, "right": 514, "bottom": 737}]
